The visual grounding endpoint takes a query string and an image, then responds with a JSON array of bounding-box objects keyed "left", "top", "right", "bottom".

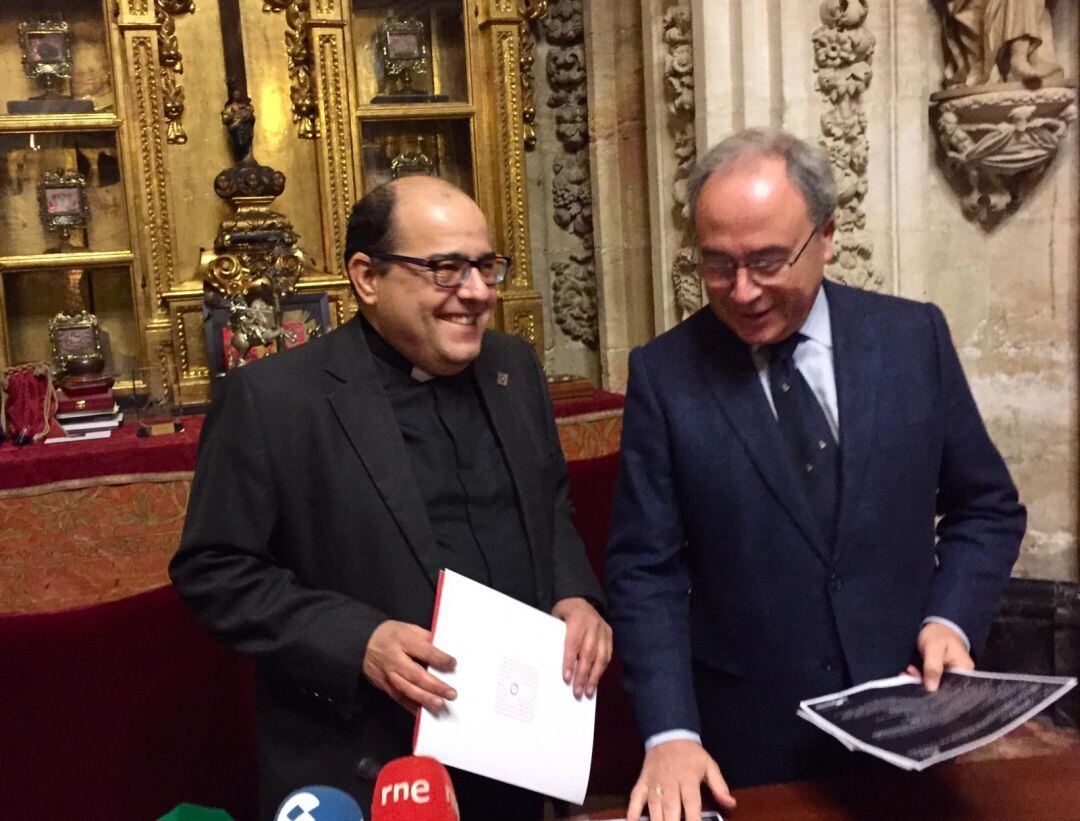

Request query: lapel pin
[{"left": 497, "top": 371, "right": 509, "bottom": 386}]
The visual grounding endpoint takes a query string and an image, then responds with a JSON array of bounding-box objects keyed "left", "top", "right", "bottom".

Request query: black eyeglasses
[
  {"left": 367, "top": 251, "right": 511, "bottom": 288},
  {"left": 698, "top": 221, "right": 824, "bottom": 286}
]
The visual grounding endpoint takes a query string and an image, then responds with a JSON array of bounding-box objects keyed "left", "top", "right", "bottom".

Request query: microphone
[
  {"left": 372, "top": 756, "right": 460, "bottom": 821},
  {"left": 274, "top": 786, "right": 365, "bottom": 821}
]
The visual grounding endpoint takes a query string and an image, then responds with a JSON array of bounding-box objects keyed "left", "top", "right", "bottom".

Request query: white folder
[{"left": 413, "top": 570, "right": 596, "bottom": 804}]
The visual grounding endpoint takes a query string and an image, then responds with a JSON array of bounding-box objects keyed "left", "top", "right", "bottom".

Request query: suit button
[
  {"left": 829, "top": 573, "right": 842, "bottom": 592},
  {"left": 356, "top": 757, "right": 380, "bottom": 781},
  {"left": 822, "top": 659, "right": 835, "bottom": 672}
]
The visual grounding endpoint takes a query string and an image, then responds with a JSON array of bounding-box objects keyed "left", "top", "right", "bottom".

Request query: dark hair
[
  {"left": 686, "top": 127, "right": 837, "bottom": 228},
  {"left": 342, "top": 182, "right": 398, "bottom": 271}
]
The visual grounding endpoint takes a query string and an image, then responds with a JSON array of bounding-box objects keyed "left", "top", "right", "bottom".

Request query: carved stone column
[
  {"left": 583, "top": 1, "right": 654, "bottom": 390},
  {"left": 524, "top": 0, "right": 597, "bottom": 379},
  {"left": 813, "top": 0, "right": 878, "bottom": 289},
  {"left": 642, "top": 0, "right": 700, "bottom": 332},
  {"left": 544, "top": 1, "right": 597, "bottom": 352}
]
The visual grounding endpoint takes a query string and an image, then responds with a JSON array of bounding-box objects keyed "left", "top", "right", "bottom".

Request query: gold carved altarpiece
[{"left": 0, "top": 0, "right": 545, "bottom": 404}]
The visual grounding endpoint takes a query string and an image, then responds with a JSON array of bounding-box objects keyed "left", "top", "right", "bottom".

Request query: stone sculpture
[
  {"left": 937, "top": 0, "right": 1063, "bottom": 88},
  {"left": 930, "top": 0, "right": 1075, "bottom": 226}
]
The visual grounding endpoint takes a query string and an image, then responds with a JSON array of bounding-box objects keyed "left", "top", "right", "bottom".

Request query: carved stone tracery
[
  {"left": 812, "top": 0, "right": 878, "bottom": 290},
  {"left": 663, "top": 1, "right": 701, "bottom": 320},
  {"left": 543, "top": 0, "right": 598, "bottom": 349}
]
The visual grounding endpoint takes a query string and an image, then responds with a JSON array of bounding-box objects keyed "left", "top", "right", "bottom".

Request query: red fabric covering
[
  {"left": 3, "top": 365, "right": 57, "bottom": 443},
  {"left": 0, "top": 388, "right": 625, "bottom": 493},
  {"left": 0, "top": 585, "right": 257, "bottom": 820},
  {"left": 567, "top": 452, "right": 643, "bottom": 796},
  {"left": 0, "top": 414, "right": 203, "bottom": 492},
  {"left": 553, "top": 389, "right": 625, "bottom": 419},
  {"left": 0, "top": 390, "right": 625, "bottom": 493},
  {"left": 0, "top": 418, "right": 637, "bottom": 813}
]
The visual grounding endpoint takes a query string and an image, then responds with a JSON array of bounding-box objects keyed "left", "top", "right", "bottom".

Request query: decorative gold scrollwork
[
  {"left": 519, "top": 0, "right": 548, "bottom": 150},
  {"left": 512, "top": 310, "right": 538, "bottom": 346},
  {"left": 265, "top": 0, "right": 319, "bottom": 139},
  {"left": 155, "top": 0, "right": 195, "bottom": 145},
  {"left": 203, "top": 253, "right": 248, "bottom": 298}
]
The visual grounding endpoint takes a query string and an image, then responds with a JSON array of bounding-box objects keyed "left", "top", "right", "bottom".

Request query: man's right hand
[
  {"left": 626, "top": 740, "right": 736, "bottom": 821},
  {"left": 362, "top": 620, "right": 457, "bottom": 715}
]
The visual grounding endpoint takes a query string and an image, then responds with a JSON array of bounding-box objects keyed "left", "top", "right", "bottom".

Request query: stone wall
[
  {"left": 524, "top": 0, "right": 602, "bottom": 383},
  {"left": 561, "top": 0, "right": 1078, "bottom": 581}
]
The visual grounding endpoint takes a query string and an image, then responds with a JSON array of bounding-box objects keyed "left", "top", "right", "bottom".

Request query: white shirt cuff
[
  {"left": 922, "top": 616, "right": 971, "bottom": 652},
  {"left": 644, "top": 729, "right": 702, "bottom": 752}
]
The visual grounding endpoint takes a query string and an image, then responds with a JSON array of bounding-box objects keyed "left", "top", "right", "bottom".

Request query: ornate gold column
[
  {"left": 278, "top": 0, "right": 358, "bottom": 283},
  {"left": 475, "top": 0, "right": 545, "bottom": 358},
  {"left": 114, "top": 0, "right": 180, "bottom": 396}
]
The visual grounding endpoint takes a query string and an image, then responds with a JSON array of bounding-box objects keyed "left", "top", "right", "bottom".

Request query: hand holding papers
[
  {"left": 413, "top": 570, "right": 596, "bottom": 804},
  {"left": 798, "top": 669, "right": 1077, "bottom": 771}
]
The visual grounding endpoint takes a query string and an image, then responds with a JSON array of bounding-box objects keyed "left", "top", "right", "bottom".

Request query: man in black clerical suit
[{"left": 170, "top": 176, "right": 611, "bottom": 820}]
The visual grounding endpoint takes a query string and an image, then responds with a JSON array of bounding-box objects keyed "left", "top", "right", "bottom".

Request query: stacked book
[{"left": 45, "top": 385, "right": 122, "bottom": 444}]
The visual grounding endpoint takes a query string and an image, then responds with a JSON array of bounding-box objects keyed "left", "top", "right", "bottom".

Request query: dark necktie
[{"left": 768, "top": 334, "right": 839, "bottom": 545}]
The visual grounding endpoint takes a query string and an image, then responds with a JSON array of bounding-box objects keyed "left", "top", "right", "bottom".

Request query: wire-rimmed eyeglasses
[{"left": 698, "top": 221, "right": 825, "bottom": 287}]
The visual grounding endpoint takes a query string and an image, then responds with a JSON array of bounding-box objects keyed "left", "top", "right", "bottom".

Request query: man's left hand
[
  {"left": 552, "top": 597, "right": 612, "bottom": 699},
  {"left": 907, "top": 621, "right": 974, "bottom": 692}
]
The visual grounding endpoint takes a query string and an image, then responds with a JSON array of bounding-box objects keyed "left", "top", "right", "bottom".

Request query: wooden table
[{"left": 577, "top": 749, "right": 1080, "bottom": 820}]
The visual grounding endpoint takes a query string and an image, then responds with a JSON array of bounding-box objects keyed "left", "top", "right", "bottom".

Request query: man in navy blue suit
[{"left": 605, "top": 128, "right": 1025, "bottom": 821}]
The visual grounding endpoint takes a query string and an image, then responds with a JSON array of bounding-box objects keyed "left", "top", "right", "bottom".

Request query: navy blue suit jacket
[{"left": 605, "top": 280, "right": 1025, "bottom": 786}]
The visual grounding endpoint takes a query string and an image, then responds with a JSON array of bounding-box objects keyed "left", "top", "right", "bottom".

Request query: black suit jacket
[
  {"left": 170, "top": 317, "right": 601, "bottom": 814},
  {"left": 605, "top": 281, "right": 1025, "bottom": 787}
]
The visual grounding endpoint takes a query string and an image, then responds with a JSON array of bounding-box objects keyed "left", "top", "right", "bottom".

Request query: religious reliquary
[
  {"left": 37, "top": 169, "right": 90, "bottom": 253},
  {"left": 8, "top": 16, "right": 94, "bottom": 114},
  {"left": 48, "top": 310, "right": 105, "bottom": 380},
  {"left": 372, "top": 15, "right": 447, "bottom": 103}
]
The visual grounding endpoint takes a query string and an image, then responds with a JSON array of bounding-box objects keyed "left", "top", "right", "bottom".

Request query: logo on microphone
[
  {"left": 373, "top": 756, "right": 459, "bottom": 820},
  {"left": 275, "top": 786, "right": 365, "bottom": 821},
  {"left": 277, "top": 792, "right": 320, "bottom": 821}
]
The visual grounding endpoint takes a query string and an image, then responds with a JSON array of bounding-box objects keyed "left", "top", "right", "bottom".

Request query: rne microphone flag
[
  {"left": 372, "top": 755, "right": 460, "bottom": 821},
  {"left": 274, "top": 785, "right": 365, "bottom": 821}
]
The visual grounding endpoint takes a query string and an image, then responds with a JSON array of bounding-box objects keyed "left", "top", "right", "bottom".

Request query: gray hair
[{"left": 686, "top": 127, "right": 837, "bottom": 228}]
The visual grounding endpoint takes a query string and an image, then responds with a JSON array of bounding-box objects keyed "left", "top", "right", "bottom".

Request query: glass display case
[
  {"left": 0, "top": 0, "right": 146, "bottom": 393},
  {"left": 2, "top": 263, "right": 139, "bottom": 378},
  {"left": 0, "top": 1, "right": 116, "bottom": 116},
  {"left": 324, "top": 0, "right": 544, "bottom": 351},
  {"left": 0, "top": 0, "right": 546, "bottom": 404},
  {"left": 0, "top": 129, "right": 129, "bottom": 257},
  {"left": 359, "top": 118, "right": 474, "bottom": 193},
  {"left": 352, "top": 0, "right": 470, "bottom": 106}
]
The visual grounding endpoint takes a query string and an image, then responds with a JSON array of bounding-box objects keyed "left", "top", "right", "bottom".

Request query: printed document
[
  {"left": 798, "top": 669, "right": 1076, "bottom": 771},
  {"left": 413, "top": 570, "right": 596, "bottom": 804}
]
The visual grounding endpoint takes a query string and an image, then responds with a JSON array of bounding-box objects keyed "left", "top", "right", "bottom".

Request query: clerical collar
[{"left": 359, "top": 315, "right": 436, "bottom": 382}]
